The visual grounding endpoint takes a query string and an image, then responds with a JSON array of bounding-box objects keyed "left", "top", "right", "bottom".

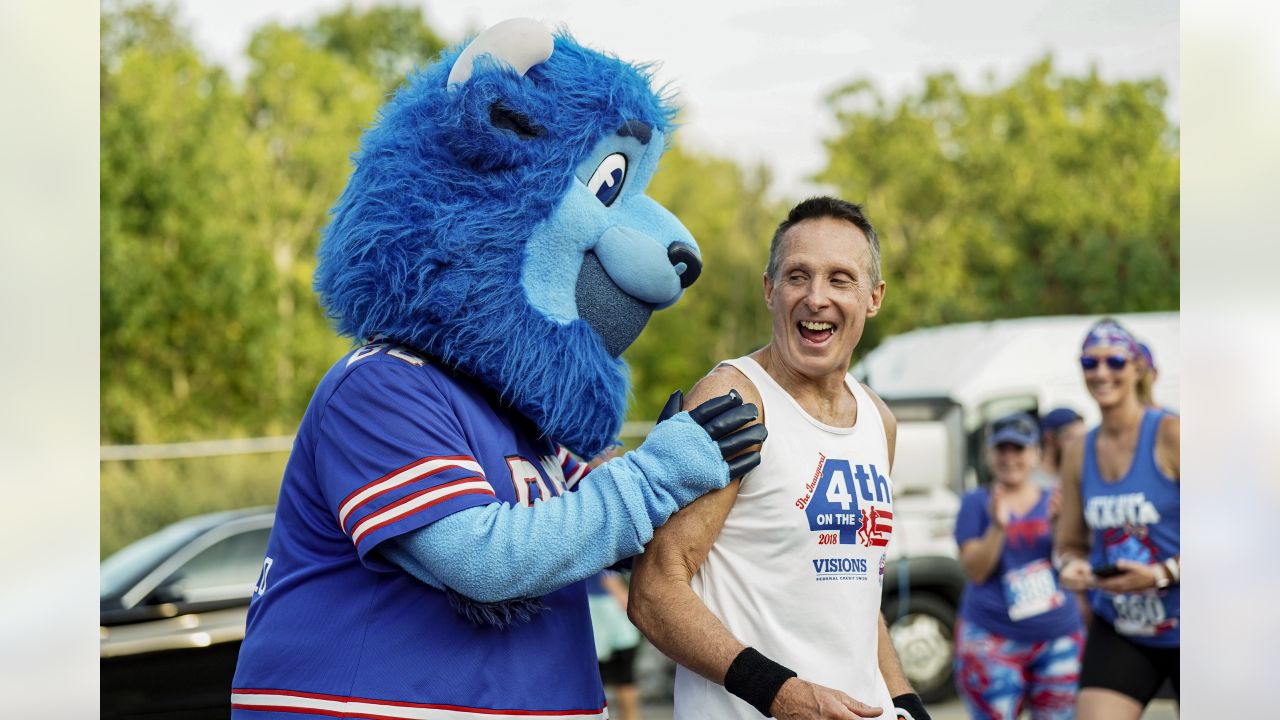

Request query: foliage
[
  {"left": 101, "top": 454, "right": 287, "bottom": 558},
  {"left": 818, "top": 58, "right": 1179, "bottom": 351},
  {"left": 101, "top": 3, "right": 285, "bottom": 443},
  {"left": 101, "top": 3, "right": 440, "bottom": 444},
  {"left": 305, "top": 4, "right": 447, "bottom": 92}
]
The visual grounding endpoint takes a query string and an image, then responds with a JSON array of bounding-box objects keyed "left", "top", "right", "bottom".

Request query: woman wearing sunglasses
[
  {"left": 953, "top": 412, "right": 1084, "bottom": 719},
  {"left": 1054, "top": 318, "right": 1180, "bottom": 719}
]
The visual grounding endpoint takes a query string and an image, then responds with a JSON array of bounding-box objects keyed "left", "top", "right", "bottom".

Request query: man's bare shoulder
[
  {"left": 860, "top": 381, "right": 897, "bottom": 468},
  {"left": 688, "top": 362, "right": 762, "bottom": 416},
  {"left": 860, "top": 381, "right": 896, "bottom": 434}
]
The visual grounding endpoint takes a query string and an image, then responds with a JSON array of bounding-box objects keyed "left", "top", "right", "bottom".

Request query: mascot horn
[{"left": 232, "top": 19, "right": 766, "bottom": 720}]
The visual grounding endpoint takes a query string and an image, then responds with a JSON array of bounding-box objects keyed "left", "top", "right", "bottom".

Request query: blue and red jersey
[{"left": 231, "top": 343, "right": 603, "bottom": 719}]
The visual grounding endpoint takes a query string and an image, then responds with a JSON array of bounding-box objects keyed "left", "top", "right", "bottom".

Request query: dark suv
[{"left": 100, "top": 507, "right": 273, "bottom": 719}]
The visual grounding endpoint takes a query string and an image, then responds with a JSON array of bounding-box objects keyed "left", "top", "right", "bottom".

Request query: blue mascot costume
[{"left": 231, "top": 19, "right": 765, "bottom": 719}]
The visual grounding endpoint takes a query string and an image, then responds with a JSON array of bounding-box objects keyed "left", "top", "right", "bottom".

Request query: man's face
[{"left": 762, "top": 217, "right": 885, "bottom": 380}]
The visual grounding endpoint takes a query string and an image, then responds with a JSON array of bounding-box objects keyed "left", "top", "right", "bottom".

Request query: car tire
[{"left": 883, "top": 592, "right": 956, "bottom": 704}]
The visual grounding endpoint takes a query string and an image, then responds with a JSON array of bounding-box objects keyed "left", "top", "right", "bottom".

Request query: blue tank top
[{"left": 1082, "top": 409, "right": 1180, "bottom": 647}]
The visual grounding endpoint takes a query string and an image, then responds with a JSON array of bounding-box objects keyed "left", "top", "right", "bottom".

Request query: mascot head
[{"left": 316, "top": 19, "right": 699, "bottom": 459}]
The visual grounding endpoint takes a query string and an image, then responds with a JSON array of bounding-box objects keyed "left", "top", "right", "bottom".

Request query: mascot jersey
[{"left": 232, "top": 343, "right": 605, "bottom": 719}]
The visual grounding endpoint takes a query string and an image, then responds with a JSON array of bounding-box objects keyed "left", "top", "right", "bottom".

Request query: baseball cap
[
  {"left": 1040, "top": 407, "right": 1083, "bottom": 433},
  {"left": 988, "top": 412, "right": 1039, "bottom": 447}
]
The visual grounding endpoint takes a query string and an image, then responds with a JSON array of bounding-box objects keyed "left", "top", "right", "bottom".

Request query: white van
[{"left": 849, "top": 312, "right": 1178, "bottom": 702}]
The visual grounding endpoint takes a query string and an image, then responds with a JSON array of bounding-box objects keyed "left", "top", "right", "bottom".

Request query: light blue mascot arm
[{"left": 383, "top": 392, "right": 765, "bottom": 609}]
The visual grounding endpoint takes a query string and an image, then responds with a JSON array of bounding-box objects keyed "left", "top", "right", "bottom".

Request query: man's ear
[
  {"left": 866, "top": 280, "right": 885, "bottom": 318},
  {"left": 762, "top": 272, "right": 775, "bottom": 311}
]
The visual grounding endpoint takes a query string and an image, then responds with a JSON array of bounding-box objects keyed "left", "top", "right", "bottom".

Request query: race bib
[
  {"left": 1111, "top": 592, "right": 1169, "bottom": 637},
  {"left": 1002, "top": 559, "right": 1065, "bottom": 621}
]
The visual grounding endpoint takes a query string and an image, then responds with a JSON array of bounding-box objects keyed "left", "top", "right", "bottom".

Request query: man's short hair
[{"left": 765, "top": 196, "right": 881, "bottom": 286}]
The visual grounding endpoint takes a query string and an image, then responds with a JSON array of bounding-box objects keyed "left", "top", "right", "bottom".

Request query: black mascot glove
[
  {"left": 893, "top": 693, "right": 930, "bottom": 720},
  {"left": 658, "top": 389, "right": 767, "bottom": 479}
]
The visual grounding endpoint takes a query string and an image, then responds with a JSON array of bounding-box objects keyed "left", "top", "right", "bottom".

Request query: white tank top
[{"left": 674, "top": 356, "right": 897, "bottom": 719}]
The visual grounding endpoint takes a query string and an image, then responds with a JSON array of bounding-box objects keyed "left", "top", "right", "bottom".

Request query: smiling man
[{"left": 629, "top": 197, "right": 931, "bottom": 720}]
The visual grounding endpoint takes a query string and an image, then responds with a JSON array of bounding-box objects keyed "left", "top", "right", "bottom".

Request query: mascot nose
[
  {"left": 668, "top": 242, "right": 702, "bottom": 288},
  {"left": 594, "top": 226, "right": 691, "bottom": 305}
]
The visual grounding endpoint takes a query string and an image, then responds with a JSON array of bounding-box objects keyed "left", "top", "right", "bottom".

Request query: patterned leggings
[{"left": 953, "top": 619, "right": 1085, "bottom": 720}]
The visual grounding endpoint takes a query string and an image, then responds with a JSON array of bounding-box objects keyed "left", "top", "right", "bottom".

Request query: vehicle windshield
[{"left": 100, "top": 516, "right": 213, "bottom": 600}]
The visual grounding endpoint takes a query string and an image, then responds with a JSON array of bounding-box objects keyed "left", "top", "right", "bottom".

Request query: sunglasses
[{"left": 1080, "top": 355, "right": 1129, "bottom": 371}]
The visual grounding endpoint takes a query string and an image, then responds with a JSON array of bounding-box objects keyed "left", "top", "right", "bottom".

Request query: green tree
[
  {"left": 101, "top": 3, "right": 447, "bottom": 444},
  {"left": 305, "top": 4, "right": 448, "bottom": 92},
  {"left": 818, "top": 58, "right": 1179, "bottom": 351},
  {"left": 101, "top": 3, "right": 283, "bottom": 443},
  {"left": 240, "top": 23, "right": 385, "bottom": 420},
  {"left": 230, "top": 4, "right": 449, "bottom": 423}
]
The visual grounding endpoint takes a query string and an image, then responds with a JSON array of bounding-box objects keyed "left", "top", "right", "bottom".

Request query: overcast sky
[{"left": 175, "top": 0, "right": 1179, "bottom": 198}]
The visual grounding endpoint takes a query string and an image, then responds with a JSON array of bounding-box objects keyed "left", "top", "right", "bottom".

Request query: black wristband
[
  {"left": 724, "top": 647, "right": 797, "bottom": 717},
  {"left": 892, "top": 692, "right": 930, "bottom": 720}
]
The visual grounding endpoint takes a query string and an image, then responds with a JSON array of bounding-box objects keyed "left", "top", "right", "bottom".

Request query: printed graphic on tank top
[{"left": 1083, "top": 409, "right": 1180, "bottom": 646}]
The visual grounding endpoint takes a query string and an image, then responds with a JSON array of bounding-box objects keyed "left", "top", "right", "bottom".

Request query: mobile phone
[{"left": 1092, "top": 564, "right": 1124, "bottom": 578}]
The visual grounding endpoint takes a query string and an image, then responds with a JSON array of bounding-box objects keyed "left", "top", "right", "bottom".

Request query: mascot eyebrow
[{"left": 316, "top": 18, "right": 700, "bottom": 458}]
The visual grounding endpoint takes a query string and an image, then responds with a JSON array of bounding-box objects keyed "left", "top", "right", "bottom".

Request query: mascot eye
[{"left": 585, "top": 153, "right": 627, "bottom": 207}]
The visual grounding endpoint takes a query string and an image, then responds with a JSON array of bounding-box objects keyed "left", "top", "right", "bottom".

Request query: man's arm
[
  {"left": 867, "top": 387, "right": 909, "bottom": 695},
  {"left": 867, "top": 386, "right": 930, "bottom": 720},
  {"left": 864, "top": 384, "right": 897, "bottom": 470},
  {"left": 877, "top": 615, "right": 912, "bottom": 697},
  {"left": 628, "top": 366, "right": 755, "bottom": 681},
  {"left": 630, "top": 367, "right": 882, "bottom": 720}
]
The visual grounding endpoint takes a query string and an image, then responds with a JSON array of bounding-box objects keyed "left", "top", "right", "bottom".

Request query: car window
[
  {"left": 101, "top": 518, "right": 209, "bottom": 600},
  {"left": 157, "top": 527, "right": 271, "bottom": 604}
]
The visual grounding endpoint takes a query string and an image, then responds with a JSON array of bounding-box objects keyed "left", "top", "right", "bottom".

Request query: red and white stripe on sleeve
[
  {"left": 337, "top": 455, "right": 494, "bottom": 549},
  {"left": 556, "top": 446, "right": 590, "bottom": 491}
]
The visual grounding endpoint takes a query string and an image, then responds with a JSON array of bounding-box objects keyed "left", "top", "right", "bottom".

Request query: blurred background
[
  {"left": 100, "top": 0, "right": 1179, "bottom": 555},
  {"left": 92, "top": 0, "right": 1187, "bottom": 718}
]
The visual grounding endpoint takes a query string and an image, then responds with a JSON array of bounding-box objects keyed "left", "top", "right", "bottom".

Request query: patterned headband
[{"left": 1082, "top": 319, "right": 1140, "bottom": 356}]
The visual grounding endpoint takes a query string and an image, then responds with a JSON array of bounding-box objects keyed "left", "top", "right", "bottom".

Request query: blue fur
[
  {"left": 444, "top": 589, "right": 549, "bottom": 630},
  {"left": 382, "top": 412, "right": 729, "bottom": 603},
  {"left": 315, "top": 31, "right": 685, "bottom": 458}
]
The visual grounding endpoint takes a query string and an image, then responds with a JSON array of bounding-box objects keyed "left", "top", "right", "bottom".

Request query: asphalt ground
[{"left": 633, "top": 697, "right": 1178, "bottom": 719}]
